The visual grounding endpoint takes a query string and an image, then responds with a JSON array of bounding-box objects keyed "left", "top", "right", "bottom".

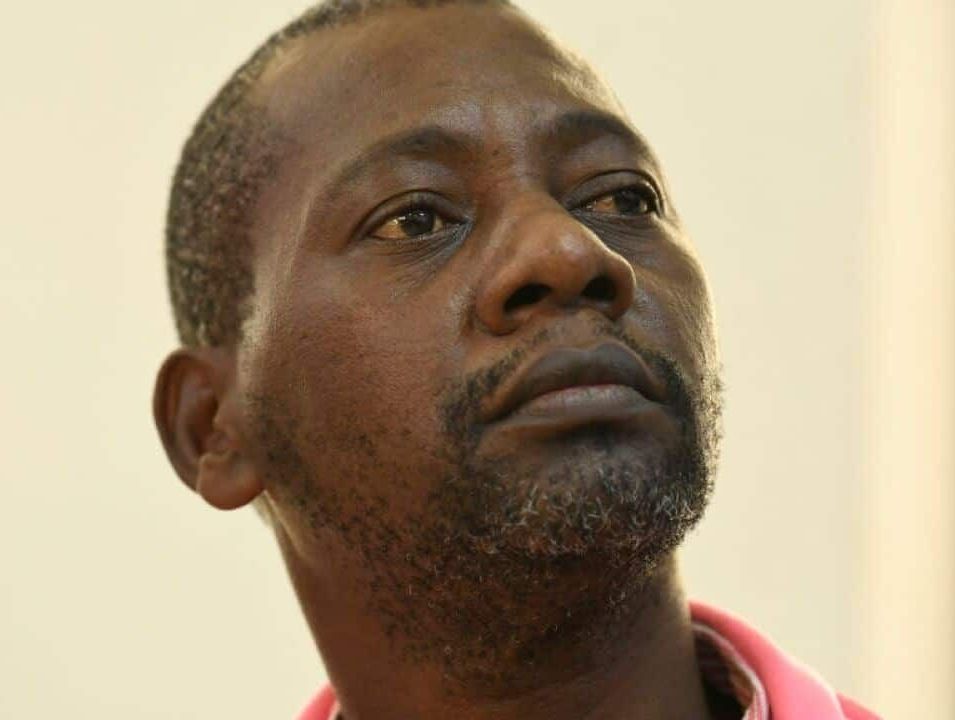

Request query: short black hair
[{"left": 165, "top": 0, "right": 513, "bottom": 348}]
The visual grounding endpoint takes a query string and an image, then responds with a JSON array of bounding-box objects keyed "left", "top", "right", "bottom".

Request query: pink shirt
[{"left": 298, "top": 601, "right": 879, "bottom": 719}]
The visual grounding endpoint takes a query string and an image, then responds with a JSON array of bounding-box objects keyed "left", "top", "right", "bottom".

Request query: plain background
[{"left": 1, "top": 0, "right": 952, "bottom": 717}]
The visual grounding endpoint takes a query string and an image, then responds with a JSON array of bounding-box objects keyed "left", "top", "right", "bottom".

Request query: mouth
[{"left": 484, "top": 343, "right": 668, "bottom": 428}]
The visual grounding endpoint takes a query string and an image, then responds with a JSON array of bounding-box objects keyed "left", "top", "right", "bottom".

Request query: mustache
[{"left": 439, "top": 322, "right": 692, "bottom": 443}]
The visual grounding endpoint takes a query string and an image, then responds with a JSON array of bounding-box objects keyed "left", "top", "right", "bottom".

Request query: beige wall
[
  {"left": 862, "top": 0, "right": 955, "bottom": 716},
  {"left": 0, "top": 1, "right": 950, "bottom": 717}
]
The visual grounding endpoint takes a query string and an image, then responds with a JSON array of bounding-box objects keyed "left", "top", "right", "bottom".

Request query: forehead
[{"left": 253, "top": 4, "right": 627, "bottom": 164}]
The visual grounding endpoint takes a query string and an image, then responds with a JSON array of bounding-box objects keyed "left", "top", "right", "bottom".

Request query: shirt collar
[{"left": 694, "top": 621, "right": 770, "bottom": 720}]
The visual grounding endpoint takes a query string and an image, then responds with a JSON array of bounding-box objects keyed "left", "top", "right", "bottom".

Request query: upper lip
[{"left": 484, "top": 342, "right": 667, "bottom": 423}]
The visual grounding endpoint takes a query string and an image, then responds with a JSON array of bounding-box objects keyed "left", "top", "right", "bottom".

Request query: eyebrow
[
  {"left": 543, "top": 110, "right": 651, "bottom": 159},
  {"left": 322, "top": 109, "right": 652, "bottom": 203},
  {"left": 325, "top": 125, "right": 476, "bottom": 201}
]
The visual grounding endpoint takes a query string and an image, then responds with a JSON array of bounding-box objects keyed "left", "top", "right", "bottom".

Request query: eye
[
  {"left": 581, "top": 185, "right": 659, "bottom": 216},
  {"left": 370, "top": 207, "right": 448, "bottom": 241}
]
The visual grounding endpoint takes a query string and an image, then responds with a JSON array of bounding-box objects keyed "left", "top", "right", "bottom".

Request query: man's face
[{"left": 236, "top": 3, "right": 721, "bottom": 682}]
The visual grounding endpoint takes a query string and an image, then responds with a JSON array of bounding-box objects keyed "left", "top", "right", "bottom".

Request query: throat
[
  {"left": 421, "top": 555, "right": 672, "bottom": 698},
  {"left": 282, "top": 524, "right": 714, "bottom": 720},
  {"left": 365, "top": 554, "right": 712, "bottom": 720},
  {"left": 283, "top": 521, "right": 715, "bottom": 720}
]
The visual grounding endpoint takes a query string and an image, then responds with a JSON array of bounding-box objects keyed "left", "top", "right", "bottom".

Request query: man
[{"left": 153, "top": 1, "right": 878, "bottom": 718}]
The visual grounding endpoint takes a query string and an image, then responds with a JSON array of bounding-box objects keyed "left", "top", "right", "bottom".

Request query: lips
[{"left": 484, "top": 342, "right": 667, "bottom": 423}]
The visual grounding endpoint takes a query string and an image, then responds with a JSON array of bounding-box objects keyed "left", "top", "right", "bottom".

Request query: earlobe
[
  {"left": 152, "top": 348, "right": 264, "bottom": 510},
  {"left": 196, "top": 441, "right": 264, "bottom": 510}
]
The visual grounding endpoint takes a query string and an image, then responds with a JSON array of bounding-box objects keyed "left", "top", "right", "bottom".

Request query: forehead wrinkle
[
  {"left": 257, "top": 15, "right": 664, "bottom": 254},
  {"left": 318, "top": 106, "right": 656, "bottom": 203}
]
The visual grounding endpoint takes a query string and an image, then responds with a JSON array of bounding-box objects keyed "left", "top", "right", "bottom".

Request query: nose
[{"left": 474, "top": 198, "right": 637, "bottom": 335}]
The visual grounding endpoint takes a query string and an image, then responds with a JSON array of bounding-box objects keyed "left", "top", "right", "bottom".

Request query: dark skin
[{"left": 155, "top": 4, "right": 723, "bottom": 719}]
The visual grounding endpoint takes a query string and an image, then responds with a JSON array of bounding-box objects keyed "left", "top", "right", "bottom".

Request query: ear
[{"left": 152, "top": 348, "right": 263, "bottom": 510}]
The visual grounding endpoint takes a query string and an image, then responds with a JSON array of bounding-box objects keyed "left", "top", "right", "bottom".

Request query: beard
[
  {"left": 249, "top": 325, "right": 723, "bottom": 695},
  {"left": 434, "top": 331, "right": 723, "bottom": 563}
]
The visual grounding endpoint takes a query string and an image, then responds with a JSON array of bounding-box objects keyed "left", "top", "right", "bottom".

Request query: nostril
[
  {"left": 582, "top": 275, "right": 616, "bottom": 303},
  {"left": 504, "top": 283, "right": 549, "bottom": 314}
]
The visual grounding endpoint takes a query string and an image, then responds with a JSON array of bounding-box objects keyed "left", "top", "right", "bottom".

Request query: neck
[{"left": 281, "top": 533, "right": 711, "bottom": 720}]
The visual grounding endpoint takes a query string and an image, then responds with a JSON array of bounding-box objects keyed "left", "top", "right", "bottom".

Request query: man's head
[{"left": 155, "top": 0, "right": 723, "bottom": 694}]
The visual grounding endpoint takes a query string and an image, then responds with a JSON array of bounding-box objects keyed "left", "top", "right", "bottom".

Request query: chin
[{"left": 433, "top": 428, "right": 708, "bottom": 564}]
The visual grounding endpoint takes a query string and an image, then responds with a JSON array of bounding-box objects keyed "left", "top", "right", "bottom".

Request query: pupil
[
  {"left": 614, "top": 188, "right": 650, "bottom": 215},
  {"left": 399, "top": 209, "right": 435, "bottom": 236}
]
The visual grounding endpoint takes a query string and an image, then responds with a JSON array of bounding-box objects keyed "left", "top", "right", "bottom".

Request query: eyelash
[
  {"left": 576, "top": 183, "right": 661, "bottom": 217},
  {"left": 368, "top": 181, "right": 662, "bottom": 244},
  {"left": 368, "top": 193, "right": 466, "bottom": 245}
]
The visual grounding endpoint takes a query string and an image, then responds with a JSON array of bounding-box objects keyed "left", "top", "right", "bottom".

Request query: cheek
[
  {"left": 242, "top": 281, "right": 459, "bottom": 523},
  {"left": 667, "top": 254, "right": 719, "bottom": 382},
  {"left": 636, "top": 245, "right": 717, "bottom": 384}
]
